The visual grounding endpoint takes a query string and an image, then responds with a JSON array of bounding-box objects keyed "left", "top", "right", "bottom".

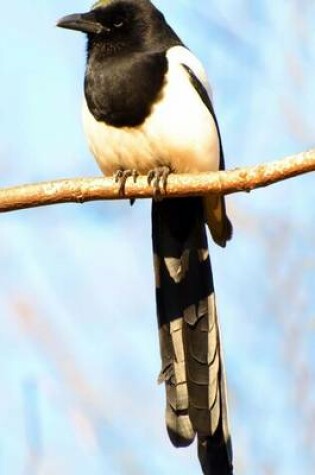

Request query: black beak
[{"left": 57, "top": 12, "right": 109, "bottom": 35}]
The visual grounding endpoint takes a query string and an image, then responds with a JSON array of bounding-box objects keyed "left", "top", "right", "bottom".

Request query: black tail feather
[{"left": 152, "top": 197, "right": 233, "bottom": 473}]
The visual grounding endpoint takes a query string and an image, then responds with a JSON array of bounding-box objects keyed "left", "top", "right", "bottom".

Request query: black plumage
[
  {"left": 85, "top": 51, "right": 168, "bottom": 126},
  {"left": 153, "top": 197, "right": 233, "bottom": 473},
  {"left": 84, "top": 0, "right": 182, "bottom": 126},
  {"left": 58, "top": 1, "right": 233, "bottom": 473}
]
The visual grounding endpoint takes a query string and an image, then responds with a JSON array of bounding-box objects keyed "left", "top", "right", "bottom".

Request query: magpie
[{"left": 58, "top": 1, "right": 233, "bottom": 473}]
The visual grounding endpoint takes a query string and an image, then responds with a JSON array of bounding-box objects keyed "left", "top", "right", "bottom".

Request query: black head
[
  {"left": 57, "top": 0, "right": 182, "bottom": 56},
  {"left": 57, "top": 0, "right": 170, "bottom": 55}
]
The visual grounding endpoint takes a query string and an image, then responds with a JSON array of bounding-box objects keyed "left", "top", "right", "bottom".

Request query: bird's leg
[
  {"left": 114, "top": 169, "right": 139, "bottom": 197},
  {"left": 147, "top": 166, "right": 171, "bottom": 198}
]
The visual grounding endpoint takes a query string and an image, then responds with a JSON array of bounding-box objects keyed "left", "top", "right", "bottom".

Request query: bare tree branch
[{"left": 0, "top": 149, "right": 314, "bottom": 213}]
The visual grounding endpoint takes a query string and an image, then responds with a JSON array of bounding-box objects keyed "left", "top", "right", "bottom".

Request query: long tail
[{"left": 152, "top": 197, "right": 233, "bottom": 474}]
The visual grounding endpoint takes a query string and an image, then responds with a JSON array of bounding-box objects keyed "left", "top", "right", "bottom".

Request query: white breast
[{"left": 82, "top": 46, "right": 220, "bottom": 176}]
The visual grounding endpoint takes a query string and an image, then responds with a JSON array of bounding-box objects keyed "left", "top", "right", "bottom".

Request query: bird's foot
[
  {"left": 114, "top": 169, "right": 139, "bottom": 197},
  {"left": 147, "top": 166, "right": 171, "bottom": 198}
]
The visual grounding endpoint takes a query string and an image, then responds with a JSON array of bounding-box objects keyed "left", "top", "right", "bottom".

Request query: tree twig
[{"left": 0, "top": 149, "right": 314, "bottom": 213}]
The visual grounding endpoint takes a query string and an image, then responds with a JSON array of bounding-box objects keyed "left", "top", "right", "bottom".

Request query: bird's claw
[
  {"left": 114, "top": 169, "right": 139, "bottom": 196},
  {"left": 147, "top": 166, "right": 171, "bottom": 198}
]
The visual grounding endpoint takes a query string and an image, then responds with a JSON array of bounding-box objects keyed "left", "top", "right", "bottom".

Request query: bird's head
[{"left": 57, "top": 0, "right": 162, "bottom": 54}]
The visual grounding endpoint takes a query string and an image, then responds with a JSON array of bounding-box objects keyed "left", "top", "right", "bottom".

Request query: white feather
[
  {"left": 82, "top": 46, "right": 220, "bottom": 176},
  {"left": 166, "top": 45, "right": 213, "bottom": 100}
]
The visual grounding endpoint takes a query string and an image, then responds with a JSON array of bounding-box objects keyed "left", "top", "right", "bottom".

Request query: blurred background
[{"left": 0, "top": 1, "right": 314, "bottom": 474}]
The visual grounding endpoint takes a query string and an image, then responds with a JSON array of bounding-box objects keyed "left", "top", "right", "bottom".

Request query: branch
[{"left": 0, "top": 149, "right": 314, "bottom": 213}]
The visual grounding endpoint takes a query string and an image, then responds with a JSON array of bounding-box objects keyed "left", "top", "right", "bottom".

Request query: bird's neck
[{"left": 87, "top": 37, "right": 132, "bottom": 61}]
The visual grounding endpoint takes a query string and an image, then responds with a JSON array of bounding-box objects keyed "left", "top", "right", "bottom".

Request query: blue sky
[{"left": 0, "top": 1, "right": 314, "bottom": 474}]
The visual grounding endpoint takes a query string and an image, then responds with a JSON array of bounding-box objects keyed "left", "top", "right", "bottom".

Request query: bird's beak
[{"left": 57, "top": 12, "right": 109, "bottom": 35}]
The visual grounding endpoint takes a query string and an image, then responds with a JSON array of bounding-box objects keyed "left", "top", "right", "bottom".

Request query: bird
[{"left": 57, "top": 1, "right": 233, "bottom": 473}]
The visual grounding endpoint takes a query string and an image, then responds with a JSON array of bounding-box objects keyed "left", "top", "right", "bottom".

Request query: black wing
[
  {"left": 181, "top": 64, "right": 226, "bottom": 171},
  {"left": 181, "top": 63, "right": 233, "bottom": 247}
]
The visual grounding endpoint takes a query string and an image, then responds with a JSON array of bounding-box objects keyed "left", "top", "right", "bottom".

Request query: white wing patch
[
  {"left": 82, "top": 46, "right": 219, "bottom": 177},
  {"left": 166, "top": 45, "right": 213, "bottom": 100}
]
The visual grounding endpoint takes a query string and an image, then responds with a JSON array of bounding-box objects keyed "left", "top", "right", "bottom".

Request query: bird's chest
[{"left": 82, "top": 62, "right": 220, "bottom": 176}]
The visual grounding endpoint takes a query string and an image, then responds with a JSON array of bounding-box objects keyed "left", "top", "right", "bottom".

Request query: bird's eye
[{"left": 113, "top": 18, "right": 124, "bottom": 28}]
